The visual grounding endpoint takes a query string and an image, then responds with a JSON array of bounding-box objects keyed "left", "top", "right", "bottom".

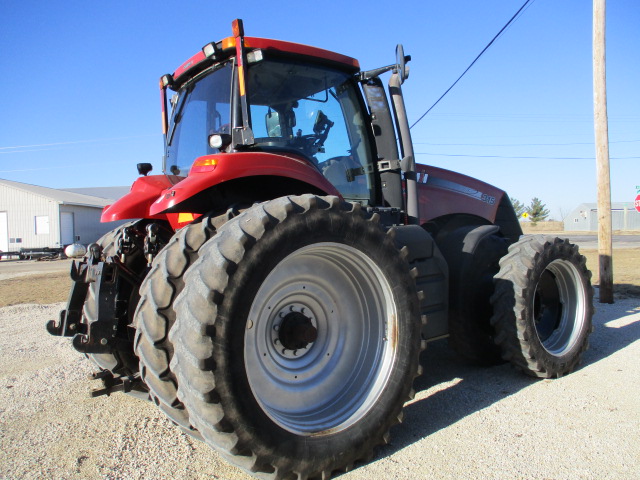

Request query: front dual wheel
[
  {"left": 490, "top": 236, "right": 594, "bottom": 378},
  {"left": 169, "top": 195, "right": 422, "bottom": 479}
]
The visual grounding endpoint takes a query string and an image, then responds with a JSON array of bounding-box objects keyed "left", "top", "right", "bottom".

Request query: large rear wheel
[
  {"left": 490, "top": 236, "right": 594, "bottom": 378},
  {"left": 170, "top": 195, "right": 422, "bottom": 479}
]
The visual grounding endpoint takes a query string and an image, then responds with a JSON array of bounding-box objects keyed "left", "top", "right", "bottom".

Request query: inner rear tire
[
  {"left": 437, "top": 224, "right": 509, "bottom": 365},
  {"left": 490, "top": 236, "right": 594, "bottom": 378},
  {"left": 170, "top": 195, "right": 422, "bottom": 479},
  {"left": 134, "top": 209, "right": 237, "bottom": 432}
]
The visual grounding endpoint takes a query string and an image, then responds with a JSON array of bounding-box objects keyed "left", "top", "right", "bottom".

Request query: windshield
[
  {"left": 165, "top": 62, "right": 232, "bottom": 177},
  {"left": 247, "top": 58, "right": 374, "bottom": 204}
]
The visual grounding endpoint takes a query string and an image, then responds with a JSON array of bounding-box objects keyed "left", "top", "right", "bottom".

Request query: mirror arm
[{"left": 356, "top": 64, "right": 396, "bottom": 82}]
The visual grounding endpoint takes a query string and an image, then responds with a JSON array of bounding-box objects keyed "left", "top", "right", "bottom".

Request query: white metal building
[
  {"left": 0, "top": 179, "right": 128, "bottom": 252},
  {"left": 564, "top": 202, "right": 640, "bottom": 231}
]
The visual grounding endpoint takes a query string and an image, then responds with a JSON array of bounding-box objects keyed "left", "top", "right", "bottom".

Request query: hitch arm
[{"left": 46, "top": 261, "right": 89, "bottom": 337}]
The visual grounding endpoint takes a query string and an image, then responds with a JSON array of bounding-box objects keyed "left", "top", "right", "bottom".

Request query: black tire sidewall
[
  {"left": 442, "top": 226, "right": 508, "bottom": 364},
  {"left": 518, "top": 242, "right": 593, "bottom": 370}
]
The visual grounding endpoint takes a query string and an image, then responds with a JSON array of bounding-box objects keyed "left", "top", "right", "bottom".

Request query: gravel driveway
[{"left": 1, "top": 292, "right": 638, "bottom": 480}]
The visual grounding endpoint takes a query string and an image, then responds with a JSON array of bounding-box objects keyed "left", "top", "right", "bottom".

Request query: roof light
[
  {"left": 160, "top": 74, "right": 173, "bottom": 88},
  {"left": 202, "top": 42, "right": 218, "bottom": 58},
  {"left": 247, "top": 49, "right": 263, "bottom": 64}
]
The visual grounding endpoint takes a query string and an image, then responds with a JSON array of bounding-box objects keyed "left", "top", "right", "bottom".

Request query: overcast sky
[{"left": 0, "top": 0, "right": 638, "bottom": 220}]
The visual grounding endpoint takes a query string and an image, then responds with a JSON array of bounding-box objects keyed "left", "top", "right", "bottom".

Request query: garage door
[
  {"left": 0, "top": 211, "right": 8, "bottom": 252},
  {"left": 60, "top": 212, "right": 74, "bottom": 246}
]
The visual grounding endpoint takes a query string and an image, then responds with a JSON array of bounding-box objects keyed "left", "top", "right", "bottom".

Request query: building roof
[
  {"left": 63, "top": 186, "right": 130, "bottom": 201},
  {"left": 0, "top": 178, "right": 113, "bottom": 208},
  {"left": 571, "top": 202, "right": 635, "bottom": 211}
]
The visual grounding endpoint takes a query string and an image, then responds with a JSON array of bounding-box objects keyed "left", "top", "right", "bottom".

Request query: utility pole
[{"left": 593, "top": 0, "right": 614, "bottom": 303}]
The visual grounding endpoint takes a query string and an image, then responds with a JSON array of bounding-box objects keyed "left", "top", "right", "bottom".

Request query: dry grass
[
  {"left": 0, "top": 272, "right": 71, "bottom": 307},
  {"left": 580, "top": 248, "right": 640, "bottom": 298},
  {"left": 0, "top": 248, "right": 637, "bottom": 307}
]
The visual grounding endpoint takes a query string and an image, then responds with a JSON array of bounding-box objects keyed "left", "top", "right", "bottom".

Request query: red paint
[
  {"left": 635, "top": 194, "right": 640, "bottom": 213},
  {"left": 101, "top": 175, "right": 176, "bottom": 222},
  {"left": 150, "top": 152, "right": 340, "bottom": 216},
  {"left": 416, "top": 164, "right": 505, "bottom": 225},
  {"left": 241, "top": 37, "right": 360, "bottom": 71},
  {"left": 172, "top": 51, "right": 207, "bottom": 82}
]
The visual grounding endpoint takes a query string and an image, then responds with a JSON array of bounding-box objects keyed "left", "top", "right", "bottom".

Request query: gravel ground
[{"left": 0, "top": 291, "right": 638, "bottom": 480}]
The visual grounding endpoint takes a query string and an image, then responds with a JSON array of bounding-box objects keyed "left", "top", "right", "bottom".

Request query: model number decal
[
  {"left": 426, "top": 176, "right": 497, "bottom": 206},
  {"left": 481, "top": 193, "right": 496, "bottom": 205}
]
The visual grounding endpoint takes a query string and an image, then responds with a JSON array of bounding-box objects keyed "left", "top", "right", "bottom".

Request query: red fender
[
  {"left": 101, "top": 175, "right": 179, "bottom": 223},
  {"left": 416, "top": 164, "right": 506, "bottom": 225},
  {"left": 149, "top": 152, "right": 340, "bottom": 215}
]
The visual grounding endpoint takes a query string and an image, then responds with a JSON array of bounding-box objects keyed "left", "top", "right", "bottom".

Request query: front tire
[
  {"left": 490, "top": 236, "right": 594, "bottom": 378},
  {"left": 170, "top": 195, "right": 422, "bottom": 479}
]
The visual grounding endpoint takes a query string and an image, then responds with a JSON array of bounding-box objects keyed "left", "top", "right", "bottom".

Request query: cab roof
[{"left": 172, "top": 36, "right": 361, "bottom": 84}]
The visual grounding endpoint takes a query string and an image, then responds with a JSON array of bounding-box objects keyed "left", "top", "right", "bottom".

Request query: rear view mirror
[
  {"left": 396, "top": 44, "right": 410, "bottom": 84},
  {"left": 266, "top": 111, "right": 282, "bottom": 137}
]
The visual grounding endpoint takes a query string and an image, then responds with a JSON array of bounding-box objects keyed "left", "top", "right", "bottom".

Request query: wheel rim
[
  {"left": 533, "top": 259, "right": 587, "bottom": 356},
  {"left": 244, "top": 242, "right": 398, "bottom": 436}
]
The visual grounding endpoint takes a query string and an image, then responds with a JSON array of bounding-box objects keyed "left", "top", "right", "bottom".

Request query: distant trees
[
  {"left": 511, "top": 198, "right": 526, "bottom": 218},
  {"left": 513, "top": 197, "right": 550, "bottom": 225},
  {"left": 526, "top": 197, "right": 550, "bottom": 225}
]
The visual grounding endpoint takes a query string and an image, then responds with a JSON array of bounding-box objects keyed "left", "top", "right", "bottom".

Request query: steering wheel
[{"left": 291, "top": 133, "right": 321, "bottom": 155}]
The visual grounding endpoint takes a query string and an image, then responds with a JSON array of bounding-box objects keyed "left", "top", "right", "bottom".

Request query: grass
[
  {"left": 580, "top": 248, "right": 640, "bottom": 299},
  {"left": 0, "top": 272, "right": 71, "bottom": 307}
]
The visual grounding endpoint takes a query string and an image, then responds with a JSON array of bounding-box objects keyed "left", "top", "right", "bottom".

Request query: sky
[{"left": 0, "top": 0, "right": 638, "bottom": 220}]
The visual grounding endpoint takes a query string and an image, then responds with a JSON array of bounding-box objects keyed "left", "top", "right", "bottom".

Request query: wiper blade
[{"left": 167, "top": 86, "right": 192, "bottom": 146}]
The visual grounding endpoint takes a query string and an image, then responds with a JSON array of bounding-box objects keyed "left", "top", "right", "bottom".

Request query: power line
[
  {"left": 414, "top": 139, "right": 640, "bottom": 147},
  {"left": 415, "top": 152, "right": 639, "bottom": 160},
  {"left": 410, "top": 0, "right": 537, "bottom": 129},
  {"left": 0, "top": 133, "right": 160, "bottom": 151}
]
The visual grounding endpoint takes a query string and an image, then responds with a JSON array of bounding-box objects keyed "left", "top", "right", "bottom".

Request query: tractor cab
[{"left": 161, "top": 25, "right": 378, "bottom": 206}]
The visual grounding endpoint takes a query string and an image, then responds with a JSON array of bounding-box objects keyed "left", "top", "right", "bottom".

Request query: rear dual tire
[{"left": 134, "top": 209, "right": 238, "bottom": 432}]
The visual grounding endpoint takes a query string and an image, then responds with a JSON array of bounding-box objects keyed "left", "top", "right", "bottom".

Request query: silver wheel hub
[
  {"left": 533, "top": 259, "right": 587, "bottom": 356},
  {"left": 271, "top": 303, "right": 318, "bottom": 359},
  {"left": 244, "top": 242, "right": 397, "bottom": 436}
]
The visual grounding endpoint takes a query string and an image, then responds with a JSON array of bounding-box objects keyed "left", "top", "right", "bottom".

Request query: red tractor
[{"left": 48, "top": 19, "right": 593, "bottom": 479}]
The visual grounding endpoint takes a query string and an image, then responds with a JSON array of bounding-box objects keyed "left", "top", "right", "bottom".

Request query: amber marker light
[
  {"left": 191, "top": 157, "right": 218, "bottom": 174},
  {"left": 232, "top": 19, "right": 244, "bottom": 37}
]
